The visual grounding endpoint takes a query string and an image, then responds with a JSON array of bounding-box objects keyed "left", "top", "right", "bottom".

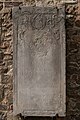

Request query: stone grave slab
[{"left": 12, "top": 6, "right": 66, "bottom": 117}]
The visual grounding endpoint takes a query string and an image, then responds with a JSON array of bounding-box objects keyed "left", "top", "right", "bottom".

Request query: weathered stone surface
[
  {"left": 0, "top": 0, "right": 79, "bottom": 120},
  {"left": 66, "top": 5, "right": 80, "bottom": 120},
  {"left": 0, "top": 85, "right": 4, "bottom": 101},
  {"left": 0, "top": 9, "right": 13, "bottom": 120},
  {"left": 13, "top": 6, "right": 66, "bottom": 117}
]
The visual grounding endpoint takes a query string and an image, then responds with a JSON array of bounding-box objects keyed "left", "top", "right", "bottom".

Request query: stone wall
[
  {"left": 0, "top": 6, "right": 13, "bottom": 120},
  {"left": 0, "top": 0, "right": 80, "bottom": 120},
  {"left": 66, "top": 2, "right": 80, "bottom": 120}
]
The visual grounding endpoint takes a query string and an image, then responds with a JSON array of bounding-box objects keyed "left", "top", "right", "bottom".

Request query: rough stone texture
[
  {"left": 0, "top": 0, "right": 80, "bottom": 120},
  {"left": 13, "top": 6, "right": 65, "bottom": 117},
  {"left": 66, "top": 3, "right": 80, "bottom": 120},
  {"left": 0, "top": 8, "right": 13, "bottom": 120}
]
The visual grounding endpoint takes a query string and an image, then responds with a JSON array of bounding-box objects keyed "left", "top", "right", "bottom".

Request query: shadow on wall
[
  {"left": 18, "top": 114, "right": 65, "bottom": 120},
  {"left": 66, "top": 4, "right": 80, "bottom": 120}
]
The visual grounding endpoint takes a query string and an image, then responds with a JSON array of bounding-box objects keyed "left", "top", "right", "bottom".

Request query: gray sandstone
[{"left": 13, "top": 6, "right": 66, "bottom": 117}]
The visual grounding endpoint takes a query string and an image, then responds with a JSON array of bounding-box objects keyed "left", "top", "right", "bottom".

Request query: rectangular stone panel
[{"left": 13, "top": 6, "right": 66, "bottom": 117}]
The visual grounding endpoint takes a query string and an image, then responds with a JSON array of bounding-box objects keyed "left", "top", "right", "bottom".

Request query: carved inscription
[
  {"left": 31, "top": 14, "right": 46, "bottom": 30},
  {"left": 19, "top": 13, "right": 62, "bottom": 29},
  {"left": 18, "top": 12, "right": 61, "bottom": 55}
]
